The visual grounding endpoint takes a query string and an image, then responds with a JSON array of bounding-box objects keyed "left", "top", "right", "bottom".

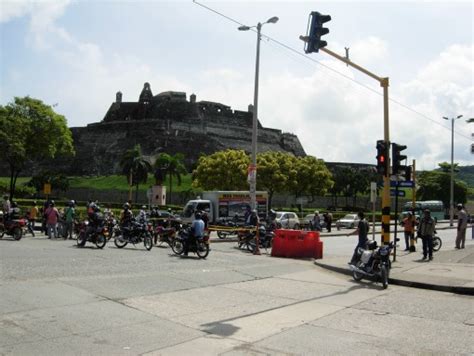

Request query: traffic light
[
  {"left": 392, "top": 143, "right": 407, "bottom": 174},
  {"left": 305, "top": 11, "right": 331, "bottom": 53},
  {"left": 404, "top": 165, "right": 412, "bottom": 181},
  {"left": 376, "top": 140, "right": 389, "bottom": 176}
]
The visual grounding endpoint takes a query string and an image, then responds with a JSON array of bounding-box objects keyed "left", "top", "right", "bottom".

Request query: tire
[
  {"left": 144, "top": 233, "right": 153, "bottom": 251},
  {"left": 196, "top": 241, "right": 210, "bottom": 259},
  {"left": 217, "top": 231, "right": 227, "bottom": 239},
  {"left": 432, "top": 236, "right": 442, "bottom": 252},
  {"left": 13, "top": 227, "right": 23, "bottom": 241},
  {"left": 352, "top": 261, "right": 364, "bottom": 281},
  {"left": 77, "top": 232, "right": 86, "bottom": 247},
  {"left": 114, "top": 235, "right": 128, "bottom": 248},
  {"left": 381, "top": 265, "right": 389, "bottom": 289},
  {"left": 350, "top": 223, "right": 355, "bottom": 229},
  {"left": 293, "top": 224, "right": 300, "bottom": 230},
  {"left": 95, "top": 234, "right": 106, "bottom": 249},
  {"left": 171, "top": 239, "right": 184, "bottom": 255}
]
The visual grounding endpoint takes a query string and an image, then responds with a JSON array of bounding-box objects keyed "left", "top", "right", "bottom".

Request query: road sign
[
  {"left": 390, "top": 189, "right": 405, "bottom": 197},
  {"left": 390, "top": 180, "right": 414, "bottom": 188},
  {"left": 43, "top": 183, "right": 51, "bottom": 195}
]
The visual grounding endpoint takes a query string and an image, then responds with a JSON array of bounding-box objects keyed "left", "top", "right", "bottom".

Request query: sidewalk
[{"left": 315, "top": 244, "right": 474, "bottom": 295}]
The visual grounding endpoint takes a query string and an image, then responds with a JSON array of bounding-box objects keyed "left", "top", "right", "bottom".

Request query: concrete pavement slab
[
  {"left": 0, "top": 280, "right": 103, "bottom": 314},
  {"left": 310, "top": 307, "right": 473, "bottom": 355},
  {"left": 143, "top": 335, "right": 244, "bottom": 355}
]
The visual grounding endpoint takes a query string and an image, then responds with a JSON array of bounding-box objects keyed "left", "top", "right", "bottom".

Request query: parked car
[
  {"left": 336, "top": 214, "right": 360, "bottom": 229},
  {"left": 275, "top": 211, "right": 300, "bottom": 229}
]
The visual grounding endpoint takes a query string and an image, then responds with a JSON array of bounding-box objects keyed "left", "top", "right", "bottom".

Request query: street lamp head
[
  {"left": 456, "top": 114, "right": 463, "bottom": 119},
  {"left": 442, "top": 116, "right": 449, "bottom": 120},
  {"left": 266, "top": 16, "right": 279, "bottom": 24},
  {"left": 238, "top": 25, "right": 251, "bottom": 31}
]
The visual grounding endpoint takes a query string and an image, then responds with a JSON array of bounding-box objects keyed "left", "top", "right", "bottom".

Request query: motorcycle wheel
[
  {"left": 77, "top": 232, "right": 86, "bottom": 247},
  {"left": 432, "top": 236, "right": 442, "bottom": 252},
  {"left": 114, "top": 235, "right": 128, "bottom": 248},
  {"left": 217, "top": 231, "right": 227, "bottom": 239},
  {"left": 196, "top": 241, "right": 210, "bottom": 259},
  {"left": 380, "top": 265, "right": 389, "bottom": 289},
  {"left": 144, "top": 233, "right": 153, "bottom": 251},
  {"left": 13, "top": 227, "right": 23, "bottom": 241},
  {"left": 95, "top": 234, "right": 106, "bottom": 249},
  {"left": 352, "top": 261, "right": 364, "bottom": 281},
  {"left": 171, "top": 239, "right": 184, "bottom": 255}
]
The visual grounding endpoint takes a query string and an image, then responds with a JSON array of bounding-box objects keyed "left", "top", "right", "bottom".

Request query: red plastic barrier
[{"left": 271, "top": 229, "right": 323, "bottom": 259}]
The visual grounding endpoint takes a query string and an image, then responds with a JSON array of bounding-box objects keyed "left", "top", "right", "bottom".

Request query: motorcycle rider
[
  {"left": 120, "top": 202, "right": 134, "bottom": 239},
  {"left": 2, "top": 195, "right": 11, "bottom": 219},
  {"left": 85, "top": 202, "right": 102, "bottom": 240},
  {"left": 347, "top": 211, "right": 369, "bottom": 265},
  {"left": 137, "top": 205, "right": 148, "bottom": 224},
  {"left": 418, "top": 209, "right": 436, "bottom": 261},
  {"left": 184, "top": 211, "right": 205, "bottom": 256}
]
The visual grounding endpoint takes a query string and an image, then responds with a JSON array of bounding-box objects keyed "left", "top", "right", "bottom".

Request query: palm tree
[
  {"left": 120, "top": 144, "right": 152, "bottom": 203},
  {"left": 154, "top": 153, "right": 187, "bottom": 204}
]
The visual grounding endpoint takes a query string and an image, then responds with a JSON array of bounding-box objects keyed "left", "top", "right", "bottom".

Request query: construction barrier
[{"left": 271, "top": 229, "right": 323, "bottom": 259}]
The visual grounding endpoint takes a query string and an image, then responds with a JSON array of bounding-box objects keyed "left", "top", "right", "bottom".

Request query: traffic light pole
[{"left": 320, "top": 47, "right": 391, "bottom": 245}]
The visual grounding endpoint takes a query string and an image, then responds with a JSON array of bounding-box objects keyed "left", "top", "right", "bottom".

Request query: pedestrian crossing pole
[{"left": 410, "top": 160, "right": 417, "bottom": 251}]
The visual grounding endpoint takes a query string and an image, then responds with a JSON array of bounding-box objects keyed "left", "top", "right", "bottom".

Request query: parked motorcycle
[
  {"left": 171, "top": 227, "right": 209, "bottom": 258},
  {"left": 215, "top": 218, "right": 240, "bottom": 239},
  {"left": 349, "top": 240, "right": 394, "bottom": 289},
  {"left": 433, "top": 234, "right": 442, "bottom": 252},
  {"left": 76, "top": 220, "right": 108, "bottom": 249},
  {"left": 246, "top": 226, "right": 274, "bottom": 252},
  {"left": 114, "top": 220, "right": 153, "bottom": 250},
  {"left": 0, "top": 216, "right": 26, "bottom": 240}
]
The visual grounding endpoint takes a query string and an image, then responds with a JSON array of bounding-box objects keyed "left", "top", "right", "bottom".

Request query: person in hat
[{"left": 418, "top": 209, "right": 435, "bottom": 261}]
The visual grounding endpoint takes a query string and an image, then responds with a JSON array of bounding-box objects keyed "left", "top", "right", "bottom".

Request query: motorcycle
[
  {"left": 432, "top": 234, "right": 442, "bottom": 252},
  {"left": 114, "top": 220, "right": 153, "bottom": 251},
  {"left": 76, "top": 220, "right": 108, "bottom": 249},
  {"left": 171, "top": 227, "right": 209, "bottom": 258},
  {"left": 247, "top": 226, "right": 274, "bottom": 252},
  {"left": 0, "top": 216, "right": 26, "bottom": 240},
  {"left": 349, "top": 240, "right": 394, "bottom": 289},
  {"left": 154, "top": 224, "right": 177, "bottom": 246},
  {"left": 215, "top": 217, "right": 240, "bottom": 239}
]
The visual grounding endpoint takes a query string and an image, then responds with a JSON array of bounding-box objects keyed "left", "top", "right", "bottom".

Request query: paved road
[{"left": 1, "top": 233, "right": 473, "bottom": 355}]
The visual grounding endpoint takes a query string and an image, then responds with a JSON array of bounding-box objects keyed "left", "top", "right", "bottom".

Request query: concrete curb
[{"left": 314, "top": 260, "right": 474, "bottom": 296}]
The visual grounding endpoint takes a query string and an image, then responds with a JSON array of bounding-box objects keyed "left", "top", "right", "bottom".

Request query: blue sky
[{"left": 1, "top": 0, "right": 473, "bottom": 170}]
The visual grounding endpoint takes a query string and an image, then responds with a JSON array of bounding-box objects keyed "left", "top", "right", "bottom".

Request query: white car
[
  {"left": 275, "top": 211, "right": 300, "bottom": 229},
  {"left": 336, "top": 214, "right": 360, "bottom": 229}
]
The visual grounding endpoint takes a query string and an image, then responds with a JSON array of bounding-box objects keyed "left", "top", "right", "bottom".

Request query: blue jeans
[{"left": 422, "top": 235, "right": 433, "bottom": 258}]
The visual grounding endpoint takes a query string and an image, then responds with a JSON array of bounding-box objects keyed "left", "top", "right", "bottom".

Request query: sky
[{"left": 1, "top": 0, "right": 473, "bottom": 171}]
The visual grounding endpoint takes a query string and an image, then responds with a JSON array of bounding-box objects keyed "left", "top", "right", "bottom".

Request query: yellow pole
[{"left": 381, "top": 78, "right": 391, "bottom": 246}]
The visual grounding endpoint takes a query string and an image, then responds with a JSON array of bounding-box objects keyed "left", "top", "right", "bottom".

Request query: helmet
[
  {"left": 457, "top": 204, "right": 463, "bottom": 209},
  {"left": 69, "top": 200, "right": 75, "bottom": 207},
  {"left": 194, "top": 211, "right": 202, "bottom": 219},
  {"left": 123, "top": 203, "right": 130, "bottom": 210},
  {"left": 50, "top": 200, "right": 55, "bottom": 206},
  {"left": 141, "top": 205, "right": 147, "bottom": 209},
  {"left": 11, "top": 201, "right": 18, "bottom": 208}
]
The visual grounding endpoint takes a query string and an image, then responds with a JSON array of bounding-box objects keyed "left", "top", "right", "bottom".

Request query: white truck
[{"left": 181, "top": 191, "right": 268, "bottom": 225}]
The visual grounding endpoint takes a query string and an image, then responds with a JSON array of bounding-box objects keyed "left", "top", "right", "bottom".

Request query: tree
[
  {"left": 192, "top": 149, "right": 249, "bottom": 190},
  {"left": 417, "top": 170, "right": 468, "bottom": 208},
  {"left": 0, "top": 97, "right": 74, "bottom": 200},
  {"left": 256, "top": 151, "right": 290, "bottom": 208},
  {"left": 120, "top": 144, "right": 152, "bottom": 203},
  {"left": 154, "top": 153, "right": 187, "bottom": 204},
  {"left": 438, "top": 161, "right": 459, "bottom": 173},
  {"left": 27, "top": 171, "right": 70, "bottom": 194}
]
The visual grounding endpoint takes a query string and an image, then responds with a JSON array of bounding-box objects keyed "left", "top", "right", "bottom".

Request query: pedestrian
[
  {"left": 326, "top": 211, "right": 333, "bottom": 232},
  {"left": 44, "top": 201, "right": 59, "bottom": 239},
  {"left": 418, "top": 209, "right": 435, "bottom": 261},
  {"left": 401, "top": 212, "right": 416, "bottom": 251},
  {"left": 455, "top": 204, "right": 468, "bottom": 249},
  {"left": 312, "top": 211, "right": 321, "bottom": 231},
  {"left": 27, "top": 201, "right": 39, "bottom": 237},
  {"left": 64, "top": 200, "right": 76, "bottom": 240},
  {"left": 2, "top": 195, "right": 11, "bottom": 218},
  {"left": 347, "top": 211, "right": 369, "bottom": 265}
]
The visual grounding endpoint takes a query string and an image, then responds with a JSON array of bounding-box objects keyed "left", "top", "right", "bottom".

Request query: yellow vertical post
[{"left": 381, "top": 78, "right": 391, "bottom": 246}]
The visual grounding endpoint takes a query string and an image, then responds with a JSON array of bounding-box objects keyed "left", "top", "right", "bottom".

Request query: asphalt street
[{"left": 1, "top": 230, "right": 473, "bottom": 355}]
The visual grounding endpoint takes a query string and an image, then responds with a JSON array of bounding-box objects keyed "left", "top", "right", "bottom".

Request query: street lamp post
[
  {"left": 239, "top": 16, "right": 279, "bottom": 211},
  {"left": 443, "top": 114, "right": 463, "bottom": 226}
]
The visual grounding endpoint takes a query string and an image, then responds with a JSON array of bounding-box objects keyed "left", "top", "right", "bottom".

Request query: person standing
[
  {"left": 418, "top": 209, "right": 435, "bottom": 261},
  {"left": 44, "top": 201, "right": 59, "bottom": 239},
  {"left": 401, "top": 212, "right": 416, "bottom": 251},
  {"left": 312, "top": 211, "right": 321, "bottom": 231},
  {"left": 2, "top": 195, "right": 11, "bottom": 218},
  {"left": 326, "top": 211, "right": 333, "bottom": 232},
  {"left": 28, "top": 201, "right": 39, "bottom": 237},
  {"left": 347, "top": 211, "right": 369, "bottom": 264},
  {"left": 455, "top": 204, "right": 468, "bottom": 249},
  {"left": 64, "top": 201, "right": 76, "bottom": 240}
]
